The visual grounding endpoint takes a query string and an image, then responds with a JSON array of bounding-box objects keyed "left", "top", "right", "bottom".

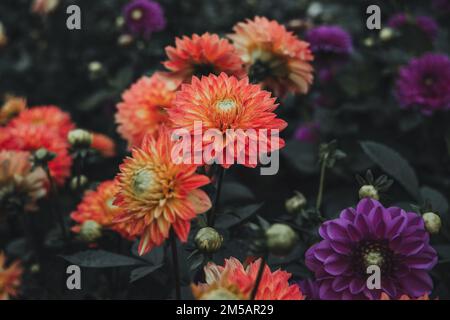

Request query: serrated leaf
[
  {"left": 61, "top": 250, "right": 145, "bottom": 268},
  {"left": 360, "top": 141, "right": 419, "bottom": 199},
  {"left": 420, "top": 186, "right": 449, "bottom": 216}
]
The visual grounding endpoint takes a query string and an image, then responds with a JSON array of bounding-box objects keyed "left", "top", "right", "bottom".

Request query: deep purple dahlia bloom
[
  {"left": 305, "top": 198, "right": 437, "bottom": 300},
  {"left": 395, "top": 53, "right": 450, "bottom": 115},
  {"left": 123, "top": 0, "right": 166, "bottom": 38},
  {"left": 294, "top": 122, "right": 320, "bottom": 143},
  {"left": 298, "top": 279, "right": 320, "bottom": 300},
  {"left": 388, "top": 13, "right": 438, "bottom": 41},
  {"left": 306, "top": 26, "right": 353, "bottom": 61}
]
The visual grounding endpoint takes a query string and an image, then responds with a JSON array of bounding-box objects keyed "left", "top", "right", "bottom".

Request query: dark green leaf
[
  {"left": 61, "top": 250, "right": 145, "bottom": 268},
  {"left": 420, "top": 186, "right": 449, "bottom": 216},
  {"left": 215, "top": 203, "right": 263, "bottom": 229},
  {"left": 130, "top": 264, "right": 163, "bottom": 283},
  {"left": 360, "top": 141, "right": 419, "bottom": 199}
]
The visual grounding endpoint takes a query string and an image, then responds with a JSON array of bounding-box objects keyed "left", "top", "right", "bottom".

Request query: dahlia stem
[
  {"left": 45, "top": 168, "right": 69, "bottom": 244},
  {"left": 170, "top": 230, "right": 181, "bottom": 300},
  {"left": 75, "top": 153, "right": 85, "bottom": 190},
  {"left": 208, "top": 166, "right": 225, "bottom": 226},
  {"left": 250, "top": 255, "right": 266, "bottom": 300},
  {"left": 315, "top": 154, "right": 328, "bottom": 215}
]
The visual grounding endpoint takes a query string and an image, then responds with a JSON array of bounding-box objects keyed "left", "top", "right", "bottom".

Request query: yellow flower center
[
  {"left": 132, "top": 168, "right": 155, "bottom": 195},
  {"left": 216, "top": 99, "right": 237, "bottom": 112},
  {"left": 131, "top": 8, "right": 143, "bottom": 21},
  {"left": 105, "top": 197, "right": 118, "bottom": 210},
  {"left": 364, "top": 250, "right": 384, "bottom": 267}
]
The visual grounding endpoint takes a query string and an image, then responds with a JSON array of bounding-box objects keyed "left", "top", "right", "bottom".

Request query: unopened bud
[
  {"left": 364, "top": 37, "right": 375, "bottom": 47},
  {"left": 68, "top": 129, "right": 93, "bottom": 149},
  {"left": 285, "top": 192, "right": 307, "bottom": 214},
  {"left": 359, "top": 185, "right": 379, "bottom": 200},
  {"left": 32, "top": 148, "right": 56, "bottom": 168},
  {"left": 88, "top": 61, "right": 102, "bottom": 74},
  {"left": 79, "top": 220, "right": 102, "bottom": 242},
  {"left": 379, "top": 27, "right": 395, "bottom": 41},
  {"left": 118, "top": 34, "right": 134, "bottom": 47},
  {"left": 70, "top": 175, "right": 88, "bottom": 190},
  {"left": 423, "top": 212, "right": 441, "bottom": 234},
  {"left": 195, "top": 227, "right": 223, "bottom": 254},
  {"left": 30, "top": 264, "right": 40, "bottom": 273},
  {"left": 265, "top": 223, "right": 298, "bottom": 256}
]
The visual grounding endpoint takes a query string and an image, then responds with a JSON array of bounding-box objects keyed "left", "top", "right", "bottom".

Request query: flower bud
[
  {"left": 195, "top": 227, "right": 223, "bottom": 253},
  {"left": 285, "top": 192, "right": 307, "bottom": 214},
  {"left": 379, "top": 27, "right": 395, "bottom": 41},
  {"left": 422, "top": 212, "right": 441, "bottom": 234},
  {"left": 265, "top": 223, "right": 298, "bottom": 256},
  {"left": 79, "top": 220, "right": 102, "bottom": 242},
  {"left": 0, "top": 95, "right": 26, "bottom": 125},
  {"left": 88, "top": 61, "right": 103, "bottom": 74},
  {"left": 364, "top": 37, "right": 375, "bottom": 47},
  {"left": 32, "top": 148, "right": 56, "bottom": 168},
  {"left": 67, "top": 129, "right": 93, "bottom": 149},
  {"left": 359, "top": 185, "right": 379, "bottom": 200},
  {"left": 118, "top": 34, "right": 134, "bottom": 47},
  {"left": 70, "top": 175, "right": 88, "bottom": 190}
]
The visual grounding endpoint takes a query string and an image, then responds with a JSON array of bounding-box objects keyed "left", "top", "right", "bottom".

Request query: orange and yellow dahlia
[
  {"left": 0, "top": 95, "right": 26, "bottom": 125},
  {"left": 71, "top": 180, "right": 133, "bottom": 240},
  {"left": 91, "top": 132, "right": 116, "bottom": 158},
  {"left": 5, "top": 125, "right": 72, "bottom": 185},
  {"left": 228, "top": 16, "right": 314, "bottom": 97},
  {"left": 192, "top": 257, "right": 304, "bottom": 300},
  {"left": 0, "top": 150, "right": 47, "bottom": 213},
  {"left": 114, "top": 126, "right": 212, "bottom": 255},
  {"left": 163, "top": 33, "right": 245, "bottom": 83},
  {"left": 9, "top": 105, "right": 75, "bottom": 139},
  {"left": 168, "top": 72, "right": 287, "bottom": 168},
  {"left": 0, "top": 252, "right": 22, "bottom": 300},
  {"left": 116, "top": 72, "right": 179, "bottom": 147}
]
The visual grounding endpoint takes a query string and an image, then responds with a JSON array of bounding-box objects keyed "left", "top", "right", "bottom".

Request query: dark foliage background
[{"left": 0, "top": 0, "right": 449, "bottom": 299}]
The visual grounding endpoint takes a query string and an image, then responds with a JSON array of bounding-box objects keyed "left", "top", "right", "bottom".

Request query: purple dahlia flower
[
  {"left": 306, "top": 26, "right": 353, "bottom": 62},
  {"left": 123, "top": 0, "right": 166, "bottom": 38},
  {"left": 305, "top": 198, "right": 437, "bottom": 300},
  {"left": 294, "top": 122, "right": 320, "bottom": 143},
  {"left": 388, "top": 13, "right": 438, "bottom": 41},
  {"left": 298, "top": 279, "right": 320, "bottom": 300},
  {"left": 395, "top": 53, "right": 450, "bottom": 115}
]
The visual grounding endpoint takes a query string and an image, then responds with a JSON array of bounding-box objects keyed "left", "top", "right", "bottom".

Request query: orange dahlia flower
[
  {"left": 91, "top": 132, "right": 116, "bottom": 158},
  {"left": 192, "top": 257, "right": 304, "bottom": 300},
  {"left": 114, "top": 126, "right": 212, "bottom": 255},
  {"left": 0, "top": 95, "right": 26, "bottom": 125},
  {"left": 9, "top": 105, "right": 75, "bottom": 139},
  {"left": 228, "top": 16, "right": 314, "bottom": 97},
  {"left": 0, "top": 150, "right": 47, "bottom": 213},
  {"left": 163, "top": 33, "right": 246, "bottom": 83},
  {"left": 168, "top": 73, "right": 287, "bottom": 168},
  {"left": 71, "top": 180, "right": 133, "bottom": 240},
  {"left": 380, "top": 292, "right": 432, "bottom": 300},
  {"left": 5, "top": 125, "right": 72, "bottom": 185},
  {"left": 116, "top": 72, "right": 179, "bottom": 147},
  {"left": 0, "top": 252, "right": 22, "bottom": 300}
]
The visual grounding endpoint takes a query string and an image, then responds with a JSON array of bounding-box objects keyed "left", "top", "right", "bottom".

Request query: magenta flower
[
  {"left": 395, "top": 53, "right": 450, "bottom": 115},
  {"left": 388, "top": 13, "right": 438, "bottom": 41},
  {"left": 305, "top": 198, "right": 437, "bottom": 300},
  {"left": 294, "top": 122, "right": 320, "bottom": 143},
  {"left": 306, "top": 26, "right": 353, "bottom": 58},
  {"left": 123, "top": 0, "right": 166, "bottom": 38}
]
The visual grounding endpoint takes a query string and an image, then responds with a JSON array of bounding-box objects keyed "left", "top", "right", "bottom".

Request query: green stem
[
  {"left": 250, "top": 255, "right": 266, "bottom": 300},
  {"left": 45, "top": 168, "right": 69, "bottom": 244},
  {"left": 315, "top": 155, "right": 328, "bottom": 214},
  {"left": 170, "top": 230, "right": 181, "bottom": 300},
  {"left": 208, "top": 166, "right": 225, "bottom": 226}
]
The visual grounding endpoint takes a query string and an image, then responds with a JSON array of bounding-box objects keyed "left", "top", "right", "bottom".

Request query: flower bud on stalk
[
  {"left": 79, "top": 220, "right": 102, "bottom": 242},
  {"left": 265, "top": 223, "right": 298, "bottom": 256},
  {"left": 195, "top": 227, "right": 223, "bottom": 254},
  {"left": 358, "top": 185, "right": 379, "bottom": 200},
  {"left": 70, "top": 175, "right": 88, "bottom": 190},
  {"left": 285, "top": 191, "right": 307, "bottom": 215},
  {"left": 422, "top": 212, "right": 441, "bottom": 234},
  {"left": 67, "top": 129, "right": 93, "bottom": 149}
]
